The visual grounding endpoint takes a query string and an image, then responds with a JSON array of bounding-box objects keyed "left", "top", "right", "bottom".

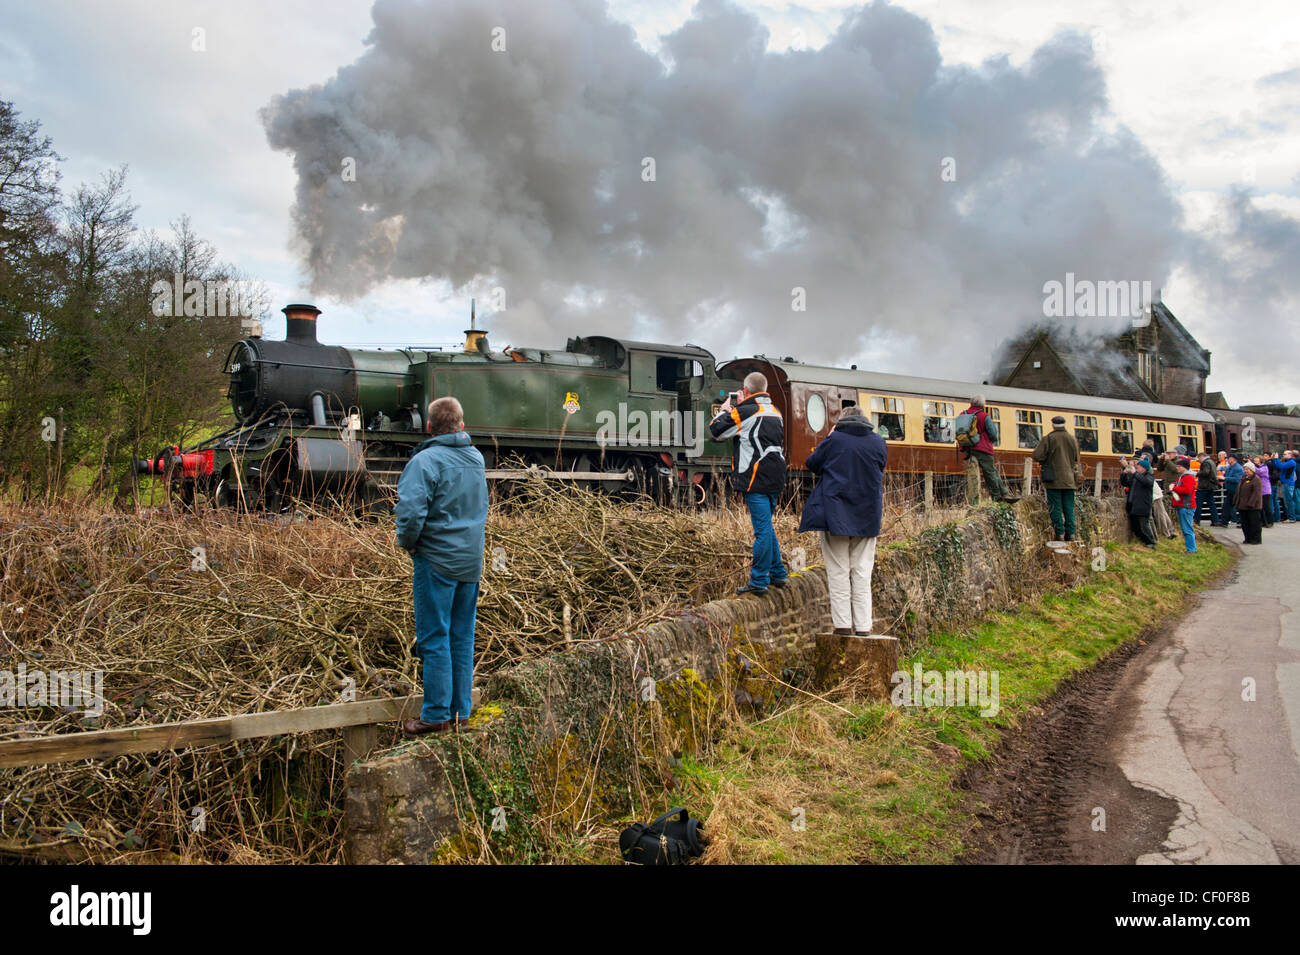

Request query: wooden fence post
[
  {"left": 1094, "top": 461, "right": 1103, "bottom": 497},
  {"left": 1022, "top": 457, "right": 1033, "bottom": 496},
  {"left": 923, "top": 471, "right": 933, "bottom": 511}
]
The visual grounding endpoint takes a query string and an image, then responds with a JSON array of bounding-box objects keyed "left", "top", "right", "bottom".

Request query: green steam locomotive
[{"left": 139, "top": 304, "right": 740, "bottom": 510}]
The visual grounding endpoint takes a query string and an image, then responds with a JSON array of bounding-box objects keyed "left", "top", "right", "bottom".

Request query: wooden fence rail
[{"left": 0, "top": 694, "right": 438, "bottom": 769}]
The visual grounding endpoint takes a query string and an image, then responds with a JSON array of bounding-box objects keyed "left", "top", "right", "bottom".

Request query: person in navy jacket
[{"left": 798, "top": 404, "right": 888, "bottom": 635}]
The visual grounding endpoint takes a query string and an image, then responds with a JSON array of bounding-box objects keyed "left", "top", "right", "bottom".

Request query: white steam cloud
[{"left": 261, "top": 0, "right": 1292, "bottom": 375}]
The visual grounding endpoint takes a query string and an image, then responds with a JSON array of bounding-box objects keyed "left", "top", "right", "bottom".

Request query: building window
[
  {"left": 1178, "top": 424, "right": 1198, "bottom": 456},
  {"left": 806, "top": 393, "right": 827, "bottom": 433},
  {"left": 923, "top": 401, "right": 955, "bottom": 443},
  {"left": 869, "top": 395, "right": 905, "bottom": 441},
  {"left": 1111, "top": 418, "right": 1134, "bottom": 455},
  {"left": 1145, "top": 421, "right": 1167, "bottom": 454},
  {"left": 1137, "top": 351, "right": 1154, "bottom": 387},
  {"left": 1074, "top": 415, "right": 1099, "bottom": 453},
  {"left": 1016, "top": 410, "right": 1043, "bottom": 449}
]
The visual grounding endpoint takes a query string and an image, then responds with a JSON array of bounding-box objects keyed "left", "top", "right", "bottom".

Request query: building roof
[
  {"left": 1149, "top": 302, "right": 1210, "bottom": 373},
  {"left": 992, "top": 328, "right": 1155, "bottom": 402}
]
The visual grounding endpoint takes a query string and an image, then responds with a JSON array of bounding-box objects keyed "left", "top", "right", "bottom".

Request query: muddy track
[{"left": 959, "top": 559, "right": 1239, "bottom": 864}]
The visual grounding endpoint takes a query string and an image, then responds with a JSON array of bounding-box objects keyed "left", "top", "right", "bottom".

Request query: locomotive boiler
[{"left": 140, "top": 304, "right": 740, "bottom": 510}]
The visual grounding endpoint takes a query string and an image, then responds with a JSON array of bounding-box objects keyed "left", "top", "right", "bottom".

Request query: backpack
[
  {"left": 954, "top": 411, "right": 981, "bottom": 449},
  {"left": 618, "top": 808, "right": 706, "bottom": 865}
]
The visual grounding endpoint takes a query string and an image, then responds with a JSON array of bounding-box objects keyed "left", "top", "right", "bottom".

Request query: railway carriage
[
  {"left": 718, "top": 357, "right": 1217, "bottom": 494},
  {"left": 1212, "top": 409, "right": 1300, "bottom": 459}
]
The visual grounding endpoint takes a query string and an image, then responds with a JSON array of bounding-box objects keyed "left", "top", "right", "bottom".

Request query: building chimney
[{"left": 283, "top": 304, "right": 321, "bottom": 344}]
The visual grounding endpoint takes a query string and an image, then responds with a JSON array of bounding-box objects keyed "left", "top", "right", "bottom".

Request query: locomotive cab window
[
  {"left": 1016, "top": 410, "right": 1042, "bottom": 449},
  {"left": 1178, "top": 424, "right": 1198, "bottom": 456},
  {"left": 869, "top": 395, "right": 905, "bottom": 441},
  {"left": 1074, "top": 415, "right": 1099, "bottom": 453},
  {"left": 656, "top": 357, "right": 699, "bottom": 392},
  {"left": 1111, "top": 418, "right": 1134, "bottom": 455},
  {"left": 923, "top": 401, "right": 955, "bottom": 443},
  {"left": 1145, "top": 421, "right": 1167, "bottom": 454}
]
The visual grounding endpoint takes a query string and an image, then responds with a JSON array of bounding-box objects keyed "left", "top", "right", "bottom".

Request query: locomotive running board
[{"left": 483, "top": 468, "right": 636, "bottom": 481}]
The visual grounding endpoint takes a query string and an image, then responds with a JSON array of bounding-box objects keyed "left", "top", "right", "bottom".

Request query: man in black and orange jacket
[{"left": 710, "top": 371, "right": 788, "bottom": 595}]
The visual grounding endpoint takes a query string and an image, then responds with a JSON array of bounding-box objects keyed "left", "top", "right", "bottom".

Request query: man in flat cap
[{"left": 1032, "top": 414, "right": 1082, "bottom": 541}]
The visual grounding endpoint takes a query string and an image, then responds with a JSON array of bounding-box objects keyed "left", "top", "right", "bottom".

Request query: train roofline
[{"left": 720, "top": 357, "right": 1218, "bottom": 424}]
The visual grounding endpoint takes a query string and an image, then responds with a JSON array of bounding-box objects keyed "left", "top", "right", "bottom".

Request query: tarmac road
[{"left": 1113, "top": 520, "right": 1300, "bottom": 864}]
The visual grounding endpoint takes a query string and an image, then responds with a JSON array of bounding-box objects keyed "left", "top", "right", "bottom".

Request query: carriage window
[
  {"left": 807, "top": 393, "right": 827, "bottom": 433},
  {"left": 1111, "top": 418, "right": 1134, "bottom": 455},
  {"left": 1145, "top": 421, "right": 1167, "bottom": 454},
  {"left": 1270, "top": 432, "right": 1285, "bottom": 451},
  {"left": 1074, "top": 415, "right": 1099, "bottom": 453},
  {"left": 869, "top": 395, "right": 905, "bottom": 441},
  {"left": 923, "top": 401, "right": 955, "bottom": 443},
  {"left": 1016, "top": 410, "right": 1043, "bottom": 449},
  {"left": 1178, "top": 424, "right": 1198, "bottom": 456},
  {"left": 986, "top": 406, "right": 1002, "bottom": 446}
]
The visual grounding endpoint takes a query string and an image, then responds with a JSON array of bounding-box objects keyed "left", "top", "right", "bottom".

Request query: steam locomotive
[{"left": 139, "top": 304, "right": 741, "bottom": 510}]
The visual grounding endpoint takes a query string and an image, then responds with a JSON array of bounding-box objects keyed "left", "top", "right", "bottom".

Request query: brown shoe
[
  {"left": 832, "top": 627, "right": 853, "bottom": 635},
  {"left": 402, "top": 718, "right": 453, "bottom": 736}
]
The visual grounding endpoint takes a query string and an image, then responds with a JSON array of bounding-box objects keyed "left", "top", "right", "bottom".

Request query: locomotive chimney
[
  {"left": 463, "top": 298, "right": 488, "bottom": 353},
  {"left": 283, "top": 303, "right": 321, "bottom": 344}
]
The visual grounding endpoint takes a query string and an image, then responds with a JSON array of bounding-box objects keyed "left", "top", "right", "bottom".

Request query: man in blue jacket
[
  {"left": 797, "top": 404, "right": 888, "bottom": 635},
  {"left": 1222, "top": 453, "right": 1244, "bottom": 527},
  {"left": 395, "top": 397, "right": 489, "bottom": 735},
  {"left": 1277, "top": 451, "right": 1297, "bottom": 522}
]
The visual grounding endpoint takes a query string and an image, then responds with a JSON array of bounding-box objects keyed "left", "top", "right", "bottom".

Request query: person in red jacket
[
  {"left": 961, "top": 394, "right": 1019, "bottom": 505},
  {"left": 1169, "top": 458, "right": 1199, "bottom": 554}
]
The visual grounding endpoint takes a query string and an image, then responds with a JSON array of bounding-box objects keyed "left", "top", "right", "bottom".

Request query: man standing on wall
[
  {"left": 711, "top": 371, "right": 789, "bottom": 595},
  {"left": 396, "top": 397, "right": 489, "bottom": 735},
  {"left": 1032, "top": 414, "right": 1082, "bottom": 541},
  {"left": 960, "top": 394, "right": 1019, "bottom": 505},
  {"left": 798, "top": 404, "right": 888, "bottom": 635}
]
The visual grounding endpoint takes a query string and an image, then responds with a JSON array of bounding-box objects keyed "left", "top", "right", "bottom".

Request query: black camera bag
[{"left": 619, "top": 808, "right": 705, "bottom": 865}]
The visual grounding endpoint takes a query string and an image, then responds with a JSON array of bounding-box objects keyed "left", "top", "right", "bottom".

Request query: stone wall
[{"left": 344, "top": 496, "right": 1126, "bottom": 863}]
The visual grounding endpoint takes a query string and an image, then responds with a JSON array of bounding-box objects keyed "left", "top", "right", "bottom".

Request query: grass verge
[{"left": 670, "top": 537, "right": 1236, "bottom": 864}]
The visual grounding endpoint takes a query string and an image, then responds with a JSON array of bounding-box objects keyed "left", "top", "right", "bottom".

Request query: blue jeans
[
  {"left": 1223, "top": 483, "right": 1239, "bottom": 525},
  {"left": 412, "top": 557, "right": 479, "bottom": 723},
  {"left": 744, "top": 492, "right": 787, "bottom": 589},
  {"left": 1195, "top": 488, "right": 1218, "bottom": 525},
  {"left": 1177, "top": 506, "right": 1196, "bottom": 553},
  {"left": 1284, "top": 484, "right": 1298, "bottom": 520}
]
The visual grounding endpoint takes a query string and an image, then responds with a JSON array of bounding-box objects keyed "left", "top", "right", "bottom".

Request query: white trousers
[{"left": 821, "top": 533, "right": 878, "bottom": 632}]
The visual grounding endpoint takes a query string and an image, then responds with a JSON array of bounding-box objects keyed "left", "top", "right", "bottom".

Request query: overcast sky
[{"left": 2, "top": 0, "right": 1297, "bottom": 405}]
